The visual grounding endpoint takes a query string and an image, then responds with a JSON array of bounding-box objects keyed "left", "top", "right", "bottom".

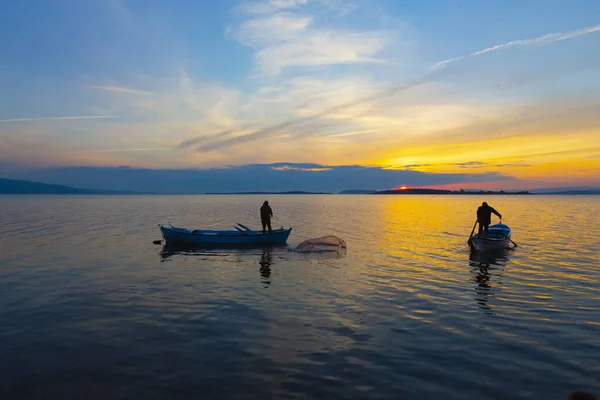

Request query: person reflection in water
[
  {"left": 260, "top": 200, "right": 273, "bottom": 234},
  {"left": 477, "top": 201, "right": 502, "bottom": 237},
  {"left": 473, "top": 266, "right": 494, "bottom": 315},
  {"left": 469, "top": 251, "right": 506, "bottom": 316},
  {"left": 259, "top": 250, "right": 272, "bottom": 286}
]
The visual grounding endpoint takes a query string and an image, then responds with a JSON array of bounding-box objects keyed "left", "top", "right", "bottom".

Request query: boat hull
[
  {"left": 471, "top": 237, "right": 510, "bottom": 252},
  {"left": 159, "top": 225, "right": 292, "bottom": 246},
  {"left": 471, "top": 223, "right": 512, "bottom": 252}
]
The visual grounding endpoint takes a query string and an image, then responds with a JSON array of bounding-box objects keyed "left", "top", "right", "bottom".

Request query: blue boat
[
  {"left": 470, "top": 223, "right": 512, "bottom": 252},
  {"left": 159, "top": 223, "right": 292, "bottom": 246}
]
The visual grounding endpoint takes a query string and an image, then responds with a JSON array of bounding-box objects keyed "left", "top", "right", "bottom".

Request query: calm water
[{"left": 0, "top": 195, "right": 598, "bottom": 399}]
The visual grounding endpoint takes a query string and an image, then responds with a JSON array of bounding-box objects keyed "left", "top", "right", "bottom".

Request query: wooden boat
[
  {"left": 159, "top": 223, "right": 292, "bottom": 246},
  {"left": 470, "top": 223, "right": 512, "bottom": 252}
]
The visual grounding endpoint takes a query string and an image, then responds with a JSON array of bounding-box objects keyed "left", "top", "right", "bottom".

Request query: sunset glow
[{"left": 0, "top": 0, "right": 598, "bottom": 191}]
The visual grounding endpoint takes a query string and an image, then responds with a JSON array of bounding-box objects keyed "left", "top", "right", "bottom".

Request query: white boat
[{"left": 469, "top": 223, "right": 512, "bottom": 252}]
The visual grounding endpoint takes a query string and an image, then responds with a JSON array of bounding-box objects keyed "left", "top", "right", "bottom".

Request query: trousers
[{"left": 261, "top": 219, "right": 272, "bottom": 233}]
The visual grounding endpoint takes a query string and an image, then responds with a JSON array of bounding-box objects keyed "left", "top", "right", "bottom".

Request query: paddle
[
  {"left": 237, "top": 223, "right": 251, "bottom": 231},
  {"left": 500, "top": 232, "right": 518, "bottom": 248},
  {"left": 234, "top": 226, "right": 248, "bottom": 235},
  {"left": 496, "top": 218, "right": 518, "bottom": 247},
  {"left": 467, "top": 219, "right": 478, "bottom": 249}
]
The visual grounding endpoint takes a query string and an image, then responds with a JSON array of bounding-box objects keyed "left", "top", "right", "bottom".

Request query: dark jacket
[
  {"left": 260, "top": 204, "right": 273, "bottom": 221},
  {"left": 477, "top": 204, "right": 501, "bottom": 225}
]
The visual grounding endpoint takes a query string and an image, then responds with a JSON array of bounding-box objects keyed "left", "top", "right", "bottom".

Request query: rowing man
[{"left": 477, "top": 202, "right": 502, "bottom": 237}]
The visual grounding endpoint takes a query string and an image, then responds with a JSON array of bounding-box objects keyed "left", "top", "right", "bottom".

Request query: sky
[{"left": 0, "top": 0, "right": 599, "bottom": 191}]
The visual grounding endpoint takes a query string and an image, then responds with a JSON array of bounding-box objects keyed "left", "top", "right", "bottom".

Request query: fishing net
[{"left": 293, "top": 235, "right": 347, "bottom": 253}]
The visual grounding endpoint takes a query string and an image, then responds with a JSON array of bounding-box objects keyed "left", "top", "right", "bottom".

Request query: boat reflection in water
[
  {"left": 158, "top": 244, "right": 232, "bottom": 262},
  {"left": 469, "top": 249, "right": 510, "bottom": 316},
  {"left": 159, "top": 244, "right": 280, "bottom": 287},
  {"left": 159, "top": 241, "right": 346, "bottom": 287}
]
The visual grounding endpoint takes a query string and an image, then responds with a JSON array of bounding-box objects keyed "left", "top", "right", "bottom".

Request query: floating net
[{"left": 292, "top": 235, "right": 347, "bottom": 253}]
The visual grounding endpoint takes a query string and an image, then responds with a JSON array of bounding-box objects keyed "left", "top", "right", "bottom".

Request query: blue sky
[{"left": 1, "top": 0, "right": 599, "bottom": 190}]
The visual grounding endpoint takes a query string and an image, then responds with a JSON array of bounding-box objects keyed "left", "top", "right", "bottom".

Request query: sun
[{"left": 399, "top": 186, "right": 408, "bottom": 190}]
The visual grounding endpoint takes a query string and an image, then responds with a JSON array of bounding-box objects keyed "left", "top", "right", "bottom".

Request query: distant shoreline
[
  {"left": 374, "top": 189, "right": 532, "bottom": 195},
  {"left": 4, "top": 192, "right": 600, "bottom": 196},
  {"left": 205, "top": 191, "right": 332, "bottom": 195},
  {"left": 2, "top": 178, "right": 599, "bottom": 195}
]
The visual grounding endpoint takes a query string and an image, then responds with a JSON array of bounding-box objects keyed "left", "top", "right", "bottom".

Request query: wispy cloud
[
  {"left": 271, "top": 165, "right": 332, "bottom": 172},
  {"left": 455, "top": 161, "right": 486, "bottom": 169},
  {"left": 399, "top": 164, "right": 433, "bottom": 169},
  {"left": 92, "top": 85, "right": 155, "bottom": 96},
  {"left": 232, "top": 0, "right": 392, "bottom": 74},
  {"left": 398, "top": 160, "right": 531, "bottom": 170},
  {"left": 187, "top": 73, "right": 436, "bottom": 153},
  {"left": 0, "top": 116, "right": 116, "bottom": 123},
  {"left": 431, "top": 24, "right": 600, "bottom": 69},
  {"left": 495, "top": 162, "right": 531, "bottom": 168},
  {"left": 239, "top": 0, "right": 308, "bottom": 15},
  {"left": 87, "top": 147, "right": 171, "bottom": 153},
  {"left": 325, "top": 129, "right": 379, "bottom": 138},
  {"left": 177, "top": 129, "right": 235, "bottom": 149}
]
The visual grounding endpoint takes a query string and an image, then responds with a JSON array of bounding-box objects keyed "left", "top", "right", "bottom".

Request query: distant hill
[
  {"left": 3, "top": 177, "right": 595, "bottom": 196},
  {"left": 338, "top": 189, "right": 378, "bottom": 194},
  {"left": 0, "top": 178, "right": 146, "bottom": 194},
  {"left": 0, "top": 179, "right": 329, "bottom": 195},
  {"left": 542, "top": 190, "right": 600, "bottom": 195},
  {"left": 532, "top": 186, "right": 600, "bottom": 195},
  {"left": 205, "top": 191, "right": 332, "bottom": 195},
  {"left": 375, "top": 188, "right": 532, "bottom": 195}
]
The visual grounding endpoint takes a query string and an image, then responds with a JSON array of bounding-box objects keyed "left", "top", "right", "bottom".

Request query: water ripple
[{"left": 0, "top": 194, "right": 599, "bottom": 399}]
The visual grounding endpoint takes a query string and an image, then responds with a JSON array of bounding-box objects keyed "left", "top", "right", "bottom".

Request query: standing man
[
  {"left": 477, "top": 202, "right": 502, "bottom": 237},
  {"left": 260, "top": 200, "right": 273, "bottom": 234}
]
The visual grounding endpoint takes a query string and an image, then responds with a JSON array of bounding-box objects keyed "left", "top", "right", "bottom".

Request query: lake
[{"left": 0, "top": 195, "right": 598, "bottom": 399}]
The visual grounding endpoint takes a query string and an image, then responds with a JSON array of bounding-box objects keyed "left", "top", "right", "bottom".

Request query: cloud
[
  {"left": 92, "top": 85, "right": 155, "bottom": 96},
  {"left": 578, "top": 167, "right": 600, "bottom": 174},
  {"left": 494, "top": 162, "right": 531, "bottom": 168},
  {"left": 86, "top": 147, "right": 171, "bottom": 153},
  {"left": 271, "top": 165, "right": 332, "bottom": 171},
  {"left": 231, "top": 0, "right": 392, "bottom": 74},
  {"left": 454, "top": 161, "right": 486, "bottom": 169},
  {"left": 240, "top": 0, "right": 308, "bottom": 15},
  {"left": 503, "top": 147, "right": 600, "bottom": 161},
  {"left": 3, "top": 0, "right": 596, "bottom": 187},
  {"left": 176, "top": 122, "right": 264, "bottom": 150},
  {"left": 177, "top": 129, "right": 235, "bottom": 149},
  {"left": 0, "top": 126, "right": 130, "bottom": 167},
  {"left": 0, "top": 115, "right": 116, "bottom": 123},
  {"left": 399, "top": 160, "right": 532, "bottom": 171},
  {"left": 325, "top": 129, "right": 379, "bottom": 138},
  {"left": 431, "top": 24, "right": 600, "bottom": 69},
  {"left": 2, "top": 162, "right": 514, "bottom": 193},
  {"left": 400, "top": 164, "right": 433, "bottom": 169},
  {"left": 186, "top": 73, "right": 436, "bottom": 152}
]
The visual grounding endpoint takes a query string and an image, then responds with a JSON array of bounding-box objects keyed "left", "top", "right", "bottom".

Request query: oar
[
  {"left": 500, "top": 232, "right": 518, "bottom": 248},
  {"left": 237, "top": 223, "right": 251, "bottom": 231},
  {"left": 234, "top": 226, "right": 248, "bottom": 235},
  {"left": 467, "top": 219, "right": 478, "bottom": 250}
]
